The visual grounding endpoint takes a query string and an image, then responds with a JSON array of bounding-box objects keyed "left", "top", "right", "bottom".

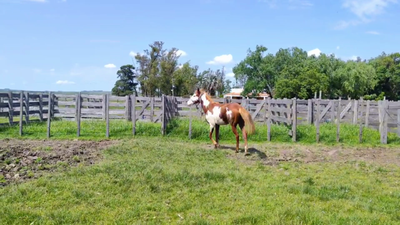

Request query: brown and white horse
[{"left": 187, "top": 88, "right": 255, "bottom": 154}]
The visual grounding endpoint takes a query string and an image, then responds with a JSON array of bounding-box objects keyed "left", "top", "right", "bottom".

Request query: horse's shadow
[{"left": 218, "top": 145, "right": 267, "bottom": 159}]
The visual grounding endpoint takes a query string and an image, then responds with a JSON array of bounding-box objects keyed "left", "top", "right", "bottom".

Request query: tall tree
[
  {"left": 111, "top": 64, "right": 138, "bottom": 96},
  {"left": 233, "top": 45, "right": 276, "bottom": 97},
  {"left": 173, "top": 62, "right": 199, "bottom": 96},
  {"left": 197, "top": 69, "right": 226, "bottom": 96},
  {"left": 335, "top": 61, "right": 377, "bottom": 99},
  {"left": 134, "top": 41, "right": 183, "bottom": 96},
  {"left": 368, "top": 52, "right": 400, "bottom": 100}
]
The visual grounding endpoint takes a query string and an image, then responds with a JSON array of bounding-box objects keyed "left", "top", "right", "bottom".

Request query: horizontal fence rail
[{"left": 1, "top": 91, "right": 399, "bottom": 144}]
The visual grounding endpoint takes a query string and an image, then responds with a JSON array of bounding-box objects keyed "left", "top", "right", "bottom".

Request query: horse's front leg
[
  {"left": 209, "top": 125, "right": 218, "bottom": 148},
  {"left": 215, "top": 124, "right": 220, "bottom": 148}
]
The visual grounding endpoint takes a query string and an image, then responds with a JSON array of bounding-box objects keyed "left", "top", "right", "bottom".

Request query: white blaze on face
[
  {"left": 206, "top": 106, "right": 227, "bottom": 126},
  {"left": 187, "top": 94, "right": 199, "bottom": 106}
]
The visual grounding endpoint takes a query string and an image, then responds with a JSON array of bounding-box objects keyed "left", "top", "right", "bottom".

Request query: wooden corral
[{"left": 1, "top": 90, "right": 399, "bottom": 144}]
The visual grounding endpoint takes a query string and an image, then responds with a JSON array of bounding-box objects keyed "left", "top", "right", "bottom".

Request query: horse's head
[{"left": 187, "top": 88, "right": 201, "bottom": 106}]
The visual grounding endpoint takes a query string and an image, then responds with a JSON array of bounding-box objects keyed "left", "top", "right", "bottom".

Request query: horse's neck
[{"left": 200, "top": 94, "right": 215, "bottom": 113}]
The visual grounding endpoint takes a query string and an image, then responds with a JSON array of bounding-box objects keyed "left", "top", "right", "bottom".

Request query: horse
[{"left": 187, "top": 88, "right": 255, "bottom": 154}]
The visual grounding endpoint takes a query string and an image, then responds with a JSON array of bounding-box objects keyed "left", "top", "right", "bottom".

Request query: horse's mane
[{"left": 199, "top": 89, "right": 215, "bottom": 103}]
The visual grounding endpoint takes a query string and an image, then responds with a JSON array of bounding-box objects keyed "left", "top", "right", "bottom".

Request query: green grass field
[{"left": 1, "top": 118, "right": 400, "bottom": 224}]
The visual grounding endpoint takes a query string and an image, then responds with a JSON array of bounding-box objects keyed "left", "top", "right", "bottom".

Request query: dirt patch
[
  {"left": 0, "top": 139, "right": 119, "bottom": 186},
  {"left": 219, "top": 143, "right": 400, "bottom": 167}
]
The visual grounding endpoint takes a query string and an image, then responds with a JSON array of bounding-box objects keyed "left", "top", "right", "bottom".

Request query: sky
[{"left": 0, "top": 0, "right": 399, "bottom": 92}]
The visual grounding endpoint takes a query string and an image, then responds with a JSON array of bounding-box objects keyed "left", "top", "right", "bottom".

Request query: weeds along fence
[{"left": 1, "top": 91, "right": 399, "bottom": 144}]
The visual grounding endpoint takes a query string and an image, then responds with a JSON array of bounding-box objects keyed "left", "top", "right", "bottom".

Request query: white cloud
[
  {"left": 336, "top": 46, "right": 340, "bottom": 50},
  {"left": 336, "top": 0, "right": 397, "bottom": 29},
  {"left": 129, "top": 51, "right": 145, "bottom": 58},
  {"left": 343, "top": 0, "right": 397, "bottom": 19},
  {"left": 307, "top": 48, "right": 322, "bottom": 57},
  {"left": 206, "top": 54, "right": 233, "bottom": 65},
  {"left": 350, "top": 55, "right": 358, "bottom": 60},
  {"left": 175, "top": 50, "right": 187, "bottom": 57},
  {"left": 104, "top": 63, "right": 116, "bottom": 69},
  {"left": 366, "top": 30, "right": 380, "bottom": 35},
  {"left": 50, "top": 68, "right": 55, "bottom": 72},
  {"left": 226, "top": 72, "right": 235, "bottom": 77},
  {"left": 56, "top": 80, "right": 75, "bottom": 85},
  {"left": 334, "top": 20, "right": 362, "bottom": 29}
]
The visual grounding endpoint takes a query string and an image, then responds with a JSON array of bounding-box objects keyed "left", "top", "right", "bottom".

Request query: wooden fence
[{"left": 1, "top": 91, "right": 399, "bottom": 144}]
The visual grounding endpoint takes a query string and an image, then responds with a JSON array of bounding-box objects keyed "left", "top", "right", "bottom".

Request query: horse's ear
[{"left": 196, "top": 88, "right": 200, "bottom": 94}]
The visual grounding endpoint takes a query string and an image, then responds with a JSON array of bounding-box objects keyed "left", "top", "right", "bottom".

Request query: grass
[
  {"left": 1, "top": 117, "right": 400, "bottom": 147},
  {"left": 1, "top": 136, "right": 400, "bottom": 224}
]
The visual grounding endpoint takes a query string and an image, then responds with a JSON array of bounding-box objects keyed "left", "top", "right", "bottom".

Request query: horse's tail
[{"left": 239, "top": 106, "right": 255, "bottom": 135}]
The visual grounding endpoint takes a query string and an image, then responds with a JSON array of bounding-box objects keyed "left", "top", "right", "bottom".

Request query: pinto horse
[{"left": 187, "top": 88, "right": 255, "bottom": 154}]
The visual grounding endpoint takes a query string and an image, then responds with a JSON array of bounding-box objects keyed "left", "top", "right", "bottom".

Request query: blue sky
[{"left": 0, "top": 0, "right": 399, "bottom": 92}]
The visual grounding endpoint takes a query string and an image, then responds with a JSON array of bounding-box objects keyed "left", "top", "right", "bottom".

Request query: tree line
[
  {"left": 233, "top": 45, "right": 400, "bottom": 100},
  {"left": 112, "top": 41, "right": 400, "bottom": 100},
  {"left": 112, "top": 41, "right": 231, "bottom": 98}
]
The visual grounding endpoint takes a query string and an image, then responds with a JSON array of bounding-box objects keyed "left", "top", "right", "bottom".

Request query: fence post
[
  {"left": 161, "top": 94, "right": 166, "bottom": 136},
  {"left": 131, "top": 95, "right": 136, "bottom": 135},
  {"left": 397, "top": 109, "right": 400, "bottom": 138},
  {"left": 150, "top": 97, "right": 154, "bottom": 122},
  {"left": 39, "top": 93, "right": 43, "bottom": 122},
  {"left": 102, "top": 94, "right": 106, "bottom": 120},
  {"left": 76, "top": 92, "right": 81, "bottom": 137},
  {"left": 307, "top": 99, "right": 313, "bottom": 124},
  {"left": 106, "top": 94, "right": 110, "bottom": 138},
  {"left": 336, "top": 98, "right": 341, "bottom": 142},
  {"left": 8, "top": 91, "right": 13, "bottom": 126},
  {"left": 379, "top": 100, "right": 388, "bottom": 144},
  {"left": 292, "top": 98, "right": 297, "bottom": 142},
  {"left": 24, "top": 92, "right": 29, "bottom": 124},
  {"left": 359, "top": 99, "right": 364, "bottom": 143},
  {"left": 47, "top": 92, "right": 52, "bottom": 138},
  {"left": 365, "top": 100, "right": 370, "bottom": 127},
  {"left": 267, "top": 97, "right": 271, "bottom": 141},
  {"left": 353, "top": 99, "right": 358, "bottom": 124},
  {"left": 125, "top": 95, "right": 131, "bottom": 121},
  {"left": 316, "top": 99, "right": 320, "bottom": 143},
  {"left": 19, "top": 92, "right": 23, "bottom": 136}
]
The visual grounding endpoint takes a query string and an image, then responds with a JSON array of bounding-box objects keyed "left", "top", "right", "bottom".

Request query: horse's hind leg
[
  {"left": 239, "top": 121, "right": 249, "bottom": 155},
  {"left": 215, "top": 124, "right": 220, "bottom": 148},
  {"left": 231, "top": 124, "right": 240, "bottom": 153}
]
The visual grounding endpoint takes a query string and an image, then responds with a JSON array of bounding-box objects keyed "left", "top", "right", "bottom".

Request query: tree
[
  {"left": 368, "top": 52, "right": 400, "bottom": 100},
  {"left": 173, "top": 62, "right": 199, "bottom": 96},
  {"left": 197, "top": 69, "right": 225, "bottom": 96},
  {"left": 335, "top": 61, "right": 377, "bottom": 99},
  {"left": 233, "top": 45, "right": 276, "bottom": 97},
  {"left": 134, "top": 41, "right": 183, "bottom": 96},
  {"left": 111, "top": 64, "right": 138, "bottom": 96}
]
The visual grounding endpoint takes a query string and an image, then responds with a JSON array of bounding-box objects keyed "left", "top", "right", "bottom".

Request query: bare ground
[
  {"left": 212, "top": 143, "right": 400, "bottom": 167},
  {"left": 2, "top": 138, "right": 400, "bottom": 186},
  {"left": 0, "top": 139, "right": 119, "bottom": 186}
]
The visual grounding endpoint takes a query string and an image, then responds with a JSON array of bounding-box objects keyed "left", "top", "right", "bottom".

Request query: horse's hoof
[{"left": 244, "top": 152, "right": 251, "bottom": 156}]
